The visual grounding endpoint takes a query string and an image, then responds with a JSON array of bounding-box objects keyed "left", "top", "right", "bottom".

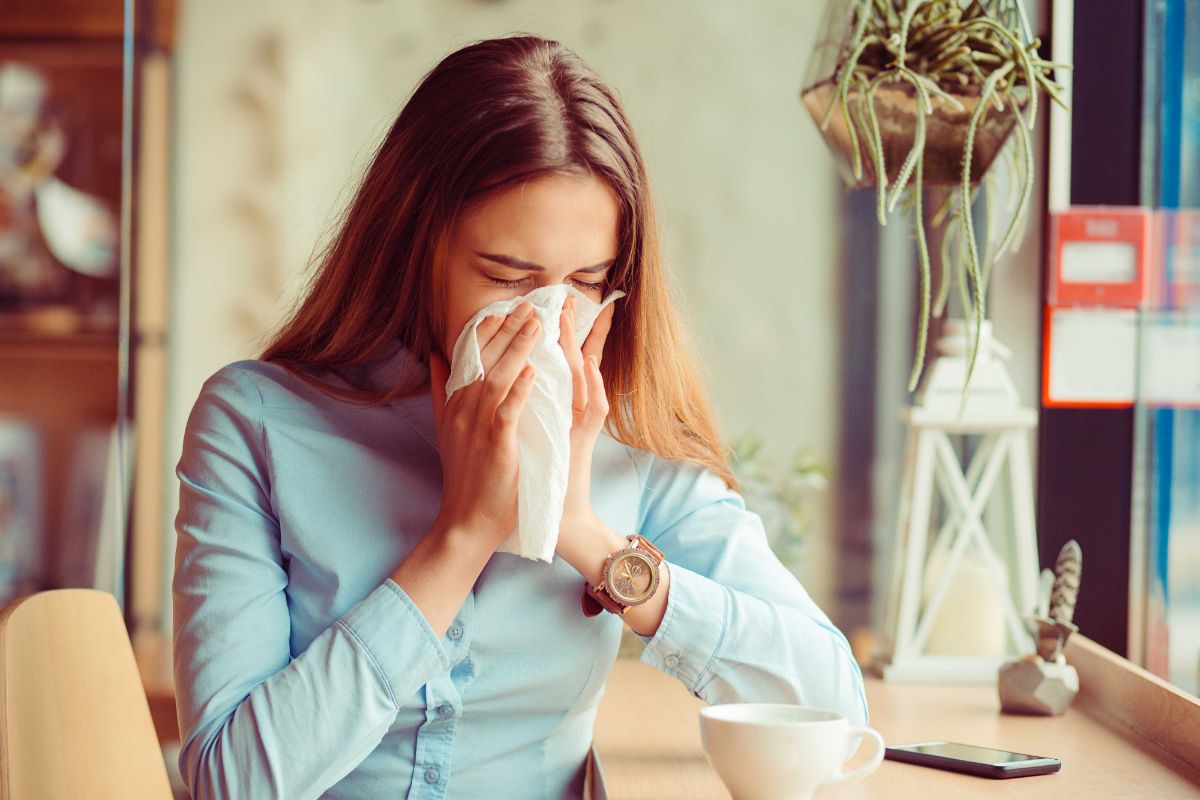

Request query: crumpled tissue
[{"left": 444, "top": 282, "right": 625, "bottom": 563}]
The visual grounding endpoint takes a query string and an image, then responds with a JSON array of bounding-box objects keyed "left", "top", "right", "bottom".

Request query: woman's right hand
[{"left": 426, "top": 300, "right": 540, "bottom": 551}]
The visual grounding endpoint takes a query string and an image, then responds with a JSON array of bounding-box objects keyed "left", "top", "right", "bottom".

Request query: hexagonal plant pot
[{"left": 998, "top": 655, "right": 1080, "bottom": 716}]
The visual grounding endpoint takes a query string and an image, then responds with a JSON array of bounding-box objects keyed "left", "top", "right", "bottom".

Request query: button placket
[
  {"left": 443, "top": 589, "right": 475, "bottom": 674},
  {"left": 426, "top": 673, "right": 463, "bottom": 725},
  {"left": 410, "top": 593, "right": 471, "bottom": 797},
  {"left": 413, "top": 677, "right": 458, "bottom": 798}
]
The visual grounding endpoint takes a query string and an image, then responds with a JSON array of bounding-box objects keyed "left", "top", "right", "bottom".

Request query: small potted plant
[
  {"left": 800, "top": 0, "right": 1071, "bottom": 391},
  {"left": 727, "top": 432, "right": 827, "bottom": 577},
  {"left": 998, "top": 539, "right": 1083, "bottom": 716}
]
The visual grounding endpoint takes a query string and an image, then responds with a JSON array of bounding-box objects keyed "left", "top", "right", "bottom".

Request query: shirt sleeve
[
  {"left": 172, "top": 365, "right": 452, "bottom": 800},
  {"left": 629, "top": 449, "right": 869, "bottom": 727}
]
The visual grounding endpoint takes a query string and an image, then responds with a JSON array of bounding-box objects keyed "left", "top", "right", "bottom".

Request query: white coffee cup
[{"left": 698, "top": 703, "right": 885, "bottom": 800}]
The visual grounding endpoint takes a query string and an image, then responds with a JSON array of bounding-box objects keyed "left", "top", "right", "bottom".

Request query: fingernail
[
  {"left": 522, "top": 318, "right": 539, "bottom": 336},
  {"left": 516, "top": 302, "right": 534, "bottom": 319}
]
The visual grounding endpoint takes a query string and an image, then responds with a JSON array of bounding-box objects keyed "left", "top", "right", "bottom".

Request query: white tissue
[{"left": 445, "top": 283, "right": 626, "bottom": 563}]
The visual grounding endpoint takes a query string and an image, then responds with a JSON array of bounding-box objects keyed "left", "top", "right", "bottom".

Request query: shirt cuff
[
  {"left": 337, "top": 579, "right": 452, "bottom": 707},
  {"left": 635, "top": 561, "right": 729, "bottom": 697}
]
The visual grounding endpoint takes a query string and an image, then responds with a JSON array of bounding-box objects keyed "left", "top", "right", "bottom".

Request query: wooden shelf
[
  {"left": 0, "top": 0, "right": 177, "bottom": 50},
  {"left": 0, "top": 330, "right": 119, "bottom": 362},
  {"left": 0, "top": 333, "right": 120, "bottom": 596}
]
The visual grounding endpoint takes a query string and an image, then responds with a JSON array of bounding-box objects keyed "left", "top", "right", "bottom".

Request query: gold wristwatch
[{"left": 581, "top": 534, "right": 664, "bottom": 617}]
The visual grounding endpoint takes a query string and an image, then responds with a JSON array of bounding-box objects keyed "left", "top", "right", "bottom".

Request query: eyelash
[{"left": 486, "top": 276, "right": 604, "bottom": 292}]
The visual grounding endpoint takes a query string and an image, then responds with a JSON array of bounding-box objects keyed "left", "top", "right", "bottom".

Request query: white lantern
[{"left": 879, "top": 320, "right": 1041, "bottom": 683}]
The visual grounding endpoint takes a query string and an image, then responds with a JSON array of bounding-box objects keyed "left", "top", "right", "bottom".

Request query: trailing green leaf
[
  {"left": 960, "top": 61, "right": 1013, "bottom": 393},
  {"left": 993, "top": 90, "right": 1034, "bottom": 261},
  {"left": 934, "top": 207, "right": 956, "bottom": 317},
  {"left": 858, "top": 73, "right": 891, "bottom": 225},
  {"left": 886, "top": 68, "right": 931, "bottom": 212},
  {"left": 908, "top": 155, "right": 932, "bottom": 392}
]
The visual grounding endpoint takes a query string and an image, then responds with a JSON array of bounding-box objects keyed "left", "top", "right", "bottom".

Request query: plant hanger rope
[{"left": 814, "top": 0, "right": 1071, "bottom": 393}]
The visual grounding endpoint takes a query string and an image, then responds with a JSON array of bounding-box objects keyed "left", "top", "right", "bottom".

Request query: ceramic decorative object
[{"left": 998, "top": 540, "right": 1083, "bottom": 715}]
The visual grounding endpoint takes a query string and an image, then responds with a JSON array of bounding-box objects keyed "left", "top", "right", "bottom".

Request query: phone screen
[{"left": 892, "top": 742, "right": 1043, "bottom": 765}]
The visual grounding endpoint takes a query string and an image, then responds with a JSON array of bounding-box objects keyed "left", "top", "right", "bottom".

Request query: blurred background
[{"left": 0, "top": 0, "right": 1196, "bottom": 795}]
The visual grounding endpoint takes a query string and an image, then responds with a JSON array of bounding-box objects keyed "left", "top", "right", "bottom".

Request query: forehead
[{"left": 454, "top": 173, "right": 619, "bottom": 262}]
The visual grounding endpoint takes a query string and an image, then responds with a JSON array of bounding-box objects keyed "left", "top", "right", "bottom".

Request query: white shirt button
[
  {"left": 424, "top": 767, "right": 440, "bottom": 783},
  {"left": 447, "top": 624, "right": 463, "bottom": 640},
  {"left": 664, "top": 653, "right": 679, "bottom": 668},
  {"left": 437, "top": 703, "right": 454, "bottom": 718}
]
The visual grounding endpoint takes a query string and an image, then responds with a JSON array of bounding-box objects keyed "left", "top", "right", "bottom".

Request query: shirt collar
[
  {"left": 360, "top": 339, "right": 438, "bottom": 449},
  {"left": 360, "top": 337, "right": 423, "bottom": 389}
]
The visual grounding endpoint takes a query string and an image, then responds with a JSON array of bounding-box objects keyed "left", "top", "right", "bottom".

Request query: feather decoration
[{"left": 1048, "top": 539, "right": 1082, "bottom": 627}]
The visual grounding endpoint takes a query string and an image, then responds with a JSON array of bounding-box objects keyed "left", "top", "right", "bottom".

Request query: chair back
[{"left": 0, "top": 589, "right": 172, "bottom": 799}]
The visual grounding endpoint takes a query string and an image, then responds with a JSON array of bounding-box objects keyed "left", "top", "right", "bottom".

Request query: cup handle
[{"left": 820, "top": 726, "right": 885, "bottom": 786}]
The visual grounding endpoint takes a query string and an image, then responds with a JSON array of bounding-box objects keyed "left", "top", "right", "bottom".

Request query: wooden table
[
  {"left": 592, "top": 638, "right": 1200, "bottom": 799},
  {"left": 140, "top": 631, "right": 1200, "bottom": 797}
]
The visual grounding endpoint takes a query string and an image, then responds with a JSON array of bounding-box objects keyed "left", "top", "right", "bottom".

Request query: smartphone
[{"left": 884, "top": 740, "right": 1062, "bottom": 779}]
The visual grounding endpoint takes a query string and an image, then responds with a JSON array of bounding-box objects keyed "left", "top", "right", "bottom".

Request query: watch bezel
[{"left": 602, "top": 549, "right": 660, "bottom": 605}]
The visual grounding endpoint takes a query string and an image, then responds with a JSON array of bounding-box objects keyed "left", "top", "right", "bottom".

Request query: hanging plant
[{"left": 800, "top": 0, "right": 1072, "bottom": 392}]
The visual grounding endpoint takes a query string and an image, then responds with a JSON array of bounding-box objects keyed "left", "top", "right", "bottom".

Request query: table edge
[{"left": 1067, "top": 633, "right": 1200, "bottom": 769}]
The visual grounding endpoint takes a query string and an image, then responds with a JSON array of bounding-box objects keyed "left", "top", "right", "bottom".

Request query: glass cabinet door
[
  {"left": 0, "top": 1, "right": 173, "bottom": 637},
  {"left": 1131, "top": 0, "right": 1200, "bottom": 697},
  {"left": 0, "top": 24, "right": 127, "bottom": 608}
]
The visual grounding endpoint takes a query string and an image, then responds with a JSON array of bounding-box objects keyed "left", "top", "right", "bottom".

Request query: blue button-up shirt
[{"left": 172, "top": 340, "right": 868, "bottom": 800}]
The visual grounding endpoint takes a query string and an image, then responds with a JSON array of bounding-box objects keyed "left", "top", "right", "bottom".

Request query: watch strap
[{"left": 581, "top": 583, "right": 621, "bottom": 617}]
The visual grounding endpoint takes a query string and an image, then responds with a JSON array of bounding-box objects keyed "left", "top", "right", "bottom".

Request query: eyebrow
[{"left": 475, "top": 251, "right": 614, "bottom": 274}]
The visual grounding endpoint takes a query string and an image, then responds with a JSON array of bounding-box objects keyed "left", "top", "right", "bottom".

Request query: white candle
[{"left": 921, "top": 545, "right": 1008, "bottom": 657}]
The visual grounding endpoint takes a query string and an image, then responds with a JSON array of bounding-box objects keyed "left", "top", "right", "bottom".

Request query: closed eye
[{"left": 486, "top": 275, "right": 604, "bottom": 293}]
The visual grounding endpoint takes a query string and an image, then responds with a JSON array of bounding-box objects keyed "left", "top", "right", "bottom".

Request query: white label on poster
[
  {"left": 1061, "top": 241, "right": 1138, "bottom": 283},
  {"left": 1140, "top": 315, "right": 1200, "bottom": 405},
  {"left": 1047, "top": 308, "right": 1137, "bottom": 403}
]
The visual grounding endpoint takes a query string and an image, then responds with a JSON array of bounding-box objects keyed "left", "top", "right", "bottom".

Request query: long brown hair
[{"left": 259, "top": 33, "right": 738, "bottom": 491}]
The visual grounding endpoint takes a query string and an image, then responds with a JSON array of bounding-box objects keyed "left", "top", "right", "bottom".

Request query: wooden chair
[
  {"left": 584, "top": 742, "right": 608, "bottom": 799},
  {"left": 0, "top": 589, "right": 172, "bottom": 799}
]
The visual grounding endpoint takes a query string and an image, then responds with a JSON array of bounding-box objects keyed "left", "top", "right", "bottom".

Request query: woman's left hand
[{"left": 555, "top": 294, "right": 616, "bottom": 561}]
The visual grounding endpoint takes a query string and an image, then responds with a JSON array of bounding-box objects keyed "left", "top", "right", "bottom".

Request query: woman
[{"left": 172, "top": 33, "right": 867, "bottom": 800}]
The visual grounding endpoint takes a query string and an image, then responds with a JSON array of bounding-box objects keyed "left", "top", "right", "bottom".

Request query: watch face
[{"left": 605, "top": 551, "right": 658, "bottom": 603}]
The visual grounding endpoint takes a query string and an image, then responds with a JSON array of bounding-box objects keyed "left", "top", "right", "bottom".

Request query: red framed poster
[{"left": 1048, "top": 207, "right": 1159, "bottom": 307}]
